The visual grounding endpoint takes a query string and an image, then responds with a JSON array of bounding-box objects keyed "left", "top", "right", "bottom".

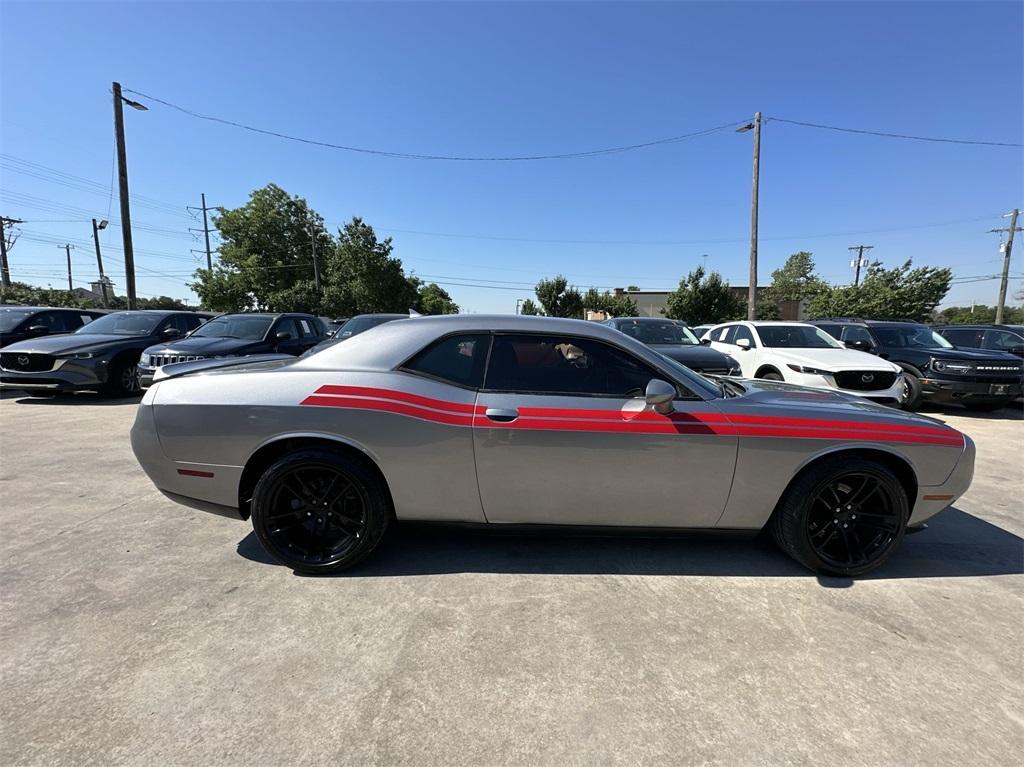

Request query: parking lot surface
[{"left": 1, "top": 392, "right": 1021, "bottom": 766}]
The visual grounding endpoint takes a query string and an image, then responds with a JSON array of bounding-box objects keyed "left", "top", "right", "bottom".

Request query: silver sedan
[{"left": 131, "top": 315, "right": 974, "bottom": 577}]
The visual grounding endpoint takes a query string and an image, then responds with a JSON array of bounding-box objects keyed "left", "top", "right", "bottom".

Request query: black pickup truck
[{"left": 812, "top": 319, "right": 1023, "bottom": 411}]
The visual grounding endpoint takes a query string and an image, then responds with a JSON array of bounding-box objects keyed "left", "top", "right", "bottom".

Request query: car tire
[
  {"left": 251, "top": 448, "right": 391, "bottom": 575},
  {"left": 759, "top": 371, "right": 784, "bottom": 381},
  {"left": 769, "top": 457, "right": 909, "bottom": 577},
  {"left": 104, "top": 358, "right": 142, "bottom": 397},
  {"left": 899, "top": 371, "right": 922, "bottom": 410}
]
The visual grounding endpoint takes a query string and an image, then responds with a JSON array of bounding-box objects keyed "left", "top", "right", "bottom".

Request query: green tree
[
  {"left": 663, "top": 267, "right": 745, "bottom": 324},
  {"left": 534, "top": 275, "right": 584, "bottom": 318},
  {"left": 519, "top": 298, "right": 540, "bottom": 315},
  {"left": 582, "top": 287, "right": 638, "bottom": 317},
  {"left": 936, "top": 304, "right": 1024, "bottom": 324},
  {"left": 191, "top": 183, "right": 332, "bottom": 313},
  {"left": 807, "top": 260, "right": 952, "bottom": 322},
  {"left": 414, "top": 281, "right": 459, "bottom": 314},
  {"left": 320, "top": 217, "right": 418, "bottom": 315},
  {"left": 763, "top": 252, "right": 827, "bottom": 303}
]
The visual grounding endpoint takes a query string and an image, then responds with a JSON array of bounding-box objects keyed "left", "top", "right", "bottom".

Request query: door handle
[{"left": 484, "top": 407, "right": 519, "bottom": 423}]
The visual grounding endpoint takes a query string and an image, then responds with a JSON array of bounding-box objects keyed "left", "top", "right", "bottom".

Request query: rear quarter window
[{"left": 401, "top": 333, "right": 491, "bottom": 389}]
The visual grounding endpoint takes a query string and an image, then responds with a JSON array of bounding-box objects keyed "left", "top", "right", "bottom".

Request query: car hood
[
  {"left": 731, "top": 378, "right": 952, "bottom": 428},
  {"left": 152, "top": 353, "right": 295, "bottom": 383},
  {"left": 1, "top": 333, "right": 146, "bottom": 354},
  {"left": 144, "top": 336, "right": 267, "bottom": 356},
  {"left": 761, "top": 348, "right": 900, "bottom": 372},
  {"left": 935, "top": 346, "right": 1021, "bottom": 362},
  {"left": 650, "top": 344, "right": 735, "bottom": 367}
]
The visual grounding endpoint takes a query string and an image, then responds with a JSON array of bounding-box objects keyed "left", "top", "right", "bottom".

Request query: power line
[
  {"left": 123, "top": 88, "right": 747, "bottom": 160},
  {"left": 767, "top": 117, "right": 1022, "bottom": 147}
]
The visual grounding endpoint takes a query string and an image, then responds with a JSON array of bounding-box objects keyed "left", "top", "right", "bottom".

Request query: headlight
[
  {"left": 140, "top": 354, "right": 151, "bottom": 366},
  {"left": 932, "top": 359, "right": 973, "bottom": 374},
  {"left": 787, "top": 364, "right": 831, "bottom": 376},
  {"left": 56, "top": 351, "right": 97, "bottom": 360}
]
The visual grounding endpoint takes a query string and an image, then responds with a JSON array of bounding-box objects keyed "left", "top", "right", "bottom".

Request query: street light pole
[
  {"left": 92, "top": 218, "right": 109, "bottom": 308},
  {"left": 737, "top": 113, "right": 762, "bottom": 320},
  {"left": 112, "top": 82, "right": 147, "bottom": 310}
]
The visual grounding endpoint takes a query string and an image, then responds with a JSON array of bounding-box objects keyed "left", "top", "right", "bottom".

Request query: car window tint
[
  {"left": 77, "top": 314, "right": 95, "bottom": 328},
  {"left": 721, "top": 326, "right": 737, "bottom": 344},
  {"left": 734, "top": 325, "right": 754, "bottom": 346},
  {"left": 816, "top": 323, "right": 842, "bottom": 339},
  {"left": 941, "top": 327, "right": 983, "bottom": 347},
  {"left": 403, "top": 333, "right": 490, "bottom": 388},
  {"left": 36, "top": 311, "right": 70, "bottom": 332},
  {"left": 983, "top": 329, "right": 1023, "bottom": 351},
  {"left": 274, "top": 318, "right": 299, "bottom": 338},
  {"left": 298, "top": 318, "right": 317, "bottom": 337},
  {"left": 484, "top": 334, "right": 659, "bottom": 398},
  {"left": 841, "top": 326, "right": 874, "bottom": 345},
  {"left": 182, "top": 314, "right": 204, "bottom": 331}
]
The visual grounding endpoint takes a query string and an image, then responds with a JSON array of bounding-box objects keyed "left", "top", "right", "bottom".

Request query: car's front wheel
[
  {"left": 769, "top": 457, "right": 909, "bottom": 577},
  {"left": 251, "top": 449, "right": 390, "bottom": 574},
  {"left": 104, "top": 358, "right": 141, "bottom": 397}
]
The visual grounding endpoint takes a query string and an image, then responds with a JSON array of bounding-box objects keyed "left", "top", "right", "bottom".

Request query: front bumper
[
  {"left": 919, "top": 377, "right": 1023, "bottom": 404},
  {"left": 908, "top": 434, "right": 976, "bottom": 526},
  {"left": 138, "top": 364, "right": 156, "bottom": 388},
  {"left": 787, "top": 370, "right": 904, "bottom": 405},
  {"left": 0, "top": 359, "right": 110, "bottom": 391}
]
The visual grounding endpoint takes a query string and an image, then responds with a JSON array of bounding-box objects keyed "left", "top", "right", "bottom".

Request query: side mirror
[
  {"left": 845, "top": 340, "right": 872, "bottom": 352},
  {"left": 736, "top": 338, "right": 752, "bottom": 350},
  {"left": 699, "top": 337, "right": 711, "bottom": 345},
  {"left": 645, "top": 379, "right": 676, "bottom": 415},
  {"left": 161, "top": 327, "right": 182, "bottom": 339},
  {"left": 27, "top": 325, "right": 49, "bottom": 336},
  {"left": 275, "top": 331, "right": 293, "bottom": 341}
]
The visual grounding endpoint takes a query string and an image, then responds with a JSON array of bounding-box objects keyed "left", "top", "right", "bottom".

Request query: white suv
[{"left": 703, "top": 321, "right": 905, "bottom": 404}]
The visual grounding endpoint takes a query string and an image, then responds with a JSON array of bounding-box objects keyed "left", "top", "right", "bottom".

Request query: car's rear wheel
[
  {"left": 104, "top": 358, "right": 141, "bottom": 397},
  {"left": 769, "top": 457, "right": 909, "bottom": 576},
  {"left": 759, "top": 370, "right": 784, "bottom": 381},
  {"left": 251, "top": 449, "right": 390, "bottom": 574}
]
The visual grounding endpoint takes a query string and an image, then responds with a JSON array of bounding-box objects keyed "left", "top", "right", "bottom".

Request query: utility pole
[
  {"left": 848, "top": 244, "right": 874, "bottom": 286},
  {"left": 113, "top": 82, "right": 147, "bottom": 310},
  {"left": 309, "top": 222, "right": 321, "bottom": 293},
  {"left": 188, "top": 194, "right": 214, "bottom": 270},
  {"left": 990, "top": 209, "right": 1021, "bottom": 324},
  {"left": 91, "top": 218, "right": 110, "bottom": 307},
  {"left": 0, "top": 216, "right": 24, "bottom": 291},
  {"left": 737, "top": 113, "right": 762, "bottom": 320},
  {"left": 62, "top": 244, "right": 75, "bottom": 291}
]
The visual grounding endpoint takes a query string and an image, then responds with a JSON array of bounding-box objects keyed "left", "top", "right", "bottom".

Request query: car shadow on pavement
[
  {"left": 922, "top": 403, "right": 1023, "bottom": 421},
  {"left": 236, "top": 506, "right": 1023, "bottom": 584},
  {"left": 7, "top": 393, "right": 140, "bottom": 406}
]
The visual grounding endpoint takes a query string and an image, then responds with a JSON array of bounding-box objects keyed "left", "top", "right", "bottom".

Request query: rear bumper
[
  {"left": 908, "top": 434, "right": 976, "bottom": 526},
  {"left": 919, "top": 377, "right": 1022, "bottom": 403}
]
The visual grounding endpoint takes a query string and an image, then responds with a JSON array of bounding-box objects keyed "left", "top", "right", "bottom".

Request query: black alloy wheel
[
  {"left": 770, "top": 457, "right": 909, "bottom": 576},
  {"left": 105, "top": 358, "right": 141, "bottom": 397},
  {"left": 251, "top": 449, "right": 390, "bottom": 574},
  {"left": 900, "top": 372, "right": 922, "bottom": 411}
]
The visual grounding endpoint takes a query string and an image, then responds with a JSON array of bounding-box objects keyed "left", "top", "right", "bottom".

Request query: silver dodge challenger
[{"left": 131, "top": 315, "right": 974, "bottom": 577}]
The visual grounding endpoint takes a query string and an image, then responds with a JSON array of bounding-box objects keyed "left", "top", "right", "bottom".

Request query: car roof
[
  {"left": 0, "top": 306, "right": 104, "bottom": 313},
  {"left": 292, "top": 314, "right": 674, "bottom": 373},
  {"left": 348, "top": 313, "right": 410, "bottom": 319},
  {"left": 936, "top": 323, "right": 1023, "bottom": 331}
]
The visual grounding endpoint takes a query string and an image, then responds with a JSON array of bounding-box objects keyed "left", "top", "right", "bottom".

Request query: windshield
[
  {"left": 656, "top": 352, "right": 722, "bottom": 399},
  {"left": 302, "top": 337, "right": 342, "bottom": 356},
  {"left": 191, "top": 315, "right": 273, "bottom": 340},
  {"left": 0, "top": 310, "right": 34, "bottom": 331},
  {"left": 872, "top": 326, "right": 953, "bottom": 349},
  {"left": 757, "top": 325, "right": 844, "bottom": 349},
  {"left": 616, "top": 320, "right": 699, "bottom": 346},
  {"left": 74, "top": 312, "right": 161, "bottom": 336},
  {"left": 339, "top": 315, "right": 402, "bottom": 337}
]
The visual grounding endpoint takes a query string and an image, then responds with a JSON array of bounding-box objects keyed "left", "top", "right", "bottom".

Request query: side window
[
  {"left": 180, "top": 314, "right": 204, "bottom": 332},
  {"left": 733, "top": 325, "right": 754, "bottom": 346},
  {"left": 401, "top": 333, "right": 491, "bottom": 389},
  {"left": 297, "top": 318, "right": 318, "bottom": 338},
  {"left": 841, "top": 325, "right": 875, "bottom": 345},
  {"left": 35, "top": 312, "right": 70, "bottom": 332},
  {"left": 273, "top": 318, "right": 299, "bottom": 338},
  {"left": 942, "top": 327, "right": 983, "bottom": 348},
  {"left": 77, "top": 314, "right": 97, "bottom": 328},
  {"left": 709, "top": 326, "right": 728, "bottom": 342},
  {"left": 816, "top": 323, "right": 842, "bottom": 339},
  {"left": 484, "top": 334, "right": 659, "bottom": 398},
  {"left": 983, "top": 329, "right": 1023, "bottom": 352},
  {"left": 720, "top": 325, "right": 737, "bottom": 344}
]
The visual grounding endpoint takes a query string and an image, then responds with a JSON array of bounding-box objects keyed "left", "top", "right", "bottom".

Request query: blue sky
[{"left": 2, "top": 1, "right": 1021, "bottom": 312}]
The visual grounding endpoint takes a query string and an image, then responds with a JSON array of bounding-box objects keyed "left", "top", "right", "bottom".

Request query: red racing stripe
[{"left": 312, "top": 384, "right": 483, "bottom": 414}]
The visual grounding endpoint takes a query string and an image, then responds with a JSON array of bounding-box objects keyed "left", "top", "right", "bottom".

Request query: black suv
[
  {"left": 934, "top": 324, "right": 1024, "bottom": 359},
  {"left": 0, "top": 310, "right": 212, "bottom": 396},
  {"left": 602, "top": 317, "right": 741, "bottom": 376},
  {"left": 812, "top": 319, "right": 1023, "bottom": 411},
  {"left": 138, "top": 312, "right": 326, "bottom": 387},
  {"left": 0, "top": 306, "right": 106, "bottom": 347}
]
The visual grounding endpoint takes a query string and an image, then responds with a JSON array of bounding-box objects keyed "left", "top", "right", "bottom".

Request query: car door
[{"left": 472, "top": 332, "right": 737, "bottom": 528}]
